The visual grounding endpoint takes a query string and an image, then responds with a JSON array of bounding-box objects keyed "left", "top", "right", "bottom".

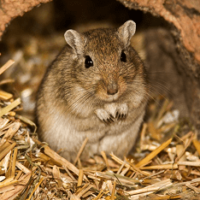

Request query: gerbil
[{"left": 36, "top": 20, "right": 148, "bottom": 161}]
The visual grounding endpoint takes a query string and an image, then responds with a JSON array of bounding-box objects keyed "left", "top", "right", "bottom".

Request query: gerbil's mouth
[
  {"left": 96, "top": 91, "right": 121, "bottom": 102},
  {"left": 105, "top": 93, "right": 119, "bottom": 102}
]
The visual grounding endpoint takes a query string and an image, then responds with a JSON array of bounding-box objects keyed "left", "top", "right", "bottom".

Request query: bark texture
[
  {"left": 118, "top": 0, "right": 200, "bottom": 130},
  {"left": 0, "top": 0, "right": 51, "bottom": 39}
]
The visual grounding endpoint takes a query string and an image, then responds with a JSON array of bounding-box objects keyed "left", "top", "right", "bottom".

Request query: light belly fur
[{"left": 40, "top": 102, "right": 146, "bottom": 161}]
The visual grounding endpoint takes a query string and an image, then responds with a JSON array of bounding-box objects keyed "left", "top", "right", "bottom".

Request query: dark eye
[
  {"left": 85, "top": 55, "right": 93, "bottom": 68},
  {"left": 120, "top": 50, "right": 126, "bottom": 62}
]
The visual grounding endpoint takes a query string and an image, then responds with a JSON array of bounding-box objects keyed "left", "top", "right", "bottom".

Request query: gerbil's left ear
[
  {"left": 64, "top": 29, "right": 86, "bottom": 55},
  {"left": 117, "top": 20, "right": 136, "bottom": 47}
]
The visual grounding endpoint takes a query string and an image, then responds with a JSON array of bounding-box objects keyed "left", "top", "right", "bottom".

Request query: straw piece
[
  {"left": 0, "top": 98, "right": 21, "bottom": 118},
  {"left": 82, "top": 190, "right": 95, "bottom": 198},
  {"left": 15, "top": 114, "right": 37, "bottom": 133},
  {"left": 0, "top": 185, "right": 26, "bottom": 200},
  {"left": 111, "top": 180, "right": 116, "bottom": 200},
  {"left": 0, "top": 90, "right": 13, "bottom": 101},
  {"left": 186, "top": 183, "right": 200, "bottom": 193},
  {"left": 44, "top": 166, "right": 73, "bottom": 182},
  {"left": 120, "top": 166, "right": 130, "bottom": 176},
  {"left": 106, "top": 180, "right": 113, "bottom": 194},
  {"left": 70, "top": 194, "right": 81, "bottom": 200},
  {"left": 0, "top": 185, "right": 15, "bottom": 193},
  {"left": 193, "top": 139, "right": 200, "bottom": 156},
  {"left": 53, "top": 165, "right": 62, "bottom": 188},
  {"left": 178, "top": 161, "right": 200, "bottom": 166},
  {"left": 136, "top": 138, "right": 172, "bottom": 167},
  {"left": 180, "top": 131, "right": 193, "bottom": 142},
  {"left": 101, "top": 151, "right": 109, "bottom": 169},
  {"left": 53, "top": 165, "right": 60, "bottom": 178},
  {"left": 176, "top": 144, "right": 186, "bottom": 171},
  {"left": 74, "top": 137, "right": 88, "bottom": 165},
  {"left": 0, "top": 180, "right": 18, "bottom": 189},
  {"left": 44, "top": 146, "right": 79, "bottom": 176},
  {"left": 15, "top": 171, "right": 23, "bottom": 181},
  {"left": 128, "top": 179, "right": 172, "bottom": 195},
  {"left": 176, "top": 132, "right": 194, "bottom": 162},
  {"left": 11, "top": 148, "right": 18, "bottom": 178},
  {"left": 148, "top": 122, "right": 161, "bottom": 140},
  {"left": 77, "top": 184, "right": 93, "bottom": 198},
  {"left": 16, "top": 161, "right": 31, "bottom": 174},
  {"left": 110, "top": 153, "right": 149, "bottom": 176},
  {"left": 0, "top": 79, "right": 14, "bottom": 86},
  {"left": 0, "top": 142, "right": 16, "bottom": 161},
  {"left": 27, "top": 177, "right": 44, "bottom": 200},
  {"left": 146, "top": 194, "right": 174, "bottom": 200},
  {"left": 96, "top": 171, "right": 139, "bottom": 186},
  {"left": 0, "top": 118, "right": 9, "bottom": 129},
  {"left": 117, "top": 160, "right": 126, "bottom": 174},
  {"left": 87, "top": 175, "right": 101, "bottom": 181},
  {"left": 176, "top": 178, "right": 200, "bottom": 186},
  {"left": 77, "top": 169, "right": 83, "bottom": 187},
  {"left": 93, "top": 189, "right": 103, "bottom": 200},
  {"left": 127, "top": 159, "right": 150, "bottom": 176},
  {"left": 142, "top": 170, "right": 165, "bottom": 181},
  {"left": 0, "top": 60, "right": 14, "bottom": 75},
  {"left": 0, "top": 141, "right": 10, "bottom": 155},
  {"left": 141, "top": 164, "right": 178, "bottom": 170},
  {"left": 0, "top": 122, "right": 21, "bottom": 145},
  {"left": 6, "top": 151, "right": 13, "bottom": 178},
  {"left": 130, "top": 191, "right": 154, "bottom": 200},
  {"left": 35, "top": 151, "right": 50, "bottom": 161},
  {"left": 63, "top": 166, "right": 77, "bottom": 181},
  {"left": 140, "top": 123, "right": 147, "bottom": 149}
]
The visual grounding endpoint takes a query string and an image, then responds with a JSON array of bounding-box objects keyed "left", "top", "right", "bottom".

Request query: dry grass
[{"left": 0, "top": 60, "right": 200, "bottom": 200}]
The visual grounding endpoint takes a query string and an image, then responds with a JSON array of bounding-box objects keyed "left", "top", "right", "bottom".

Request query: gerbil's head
[{"left": 64, "top": 20, "right": 147, "bottom": 107}]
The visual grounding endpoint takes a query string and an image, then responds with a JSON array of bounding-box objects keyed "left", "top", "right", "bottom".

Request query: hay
[{"left": 0, "top": 60, "right": 200, "bottom": 200}]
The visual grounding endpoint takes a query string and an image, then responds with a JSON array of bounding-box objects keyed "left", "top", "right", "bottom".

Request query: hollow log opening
[{"left": 0, "top": 0, "right": 199, "bottom": 131}]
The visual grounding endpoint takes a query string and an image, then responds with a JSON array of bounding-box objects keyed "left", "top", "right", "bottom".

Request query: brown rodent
[{"left": 36, "top": 20, "right": 148, "bottom": 161}]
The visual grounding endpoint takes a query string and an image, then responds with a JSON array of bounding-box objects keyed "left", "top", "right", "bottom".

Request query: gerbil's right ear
[{"left": 64, "top": 30, "right": 86, "bottom": 55}]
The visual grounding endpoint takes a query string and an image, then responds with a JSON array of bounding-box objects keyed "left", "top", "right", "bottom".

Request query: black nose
[{"left": 107, "top": 84, "right": 118, "bottom": 95}]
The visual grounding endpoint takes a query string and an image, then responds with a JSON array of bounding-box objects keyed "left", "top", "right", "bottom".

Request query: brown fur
[{"left": 36, "top": 21, "right": 148, "bottom": 161}]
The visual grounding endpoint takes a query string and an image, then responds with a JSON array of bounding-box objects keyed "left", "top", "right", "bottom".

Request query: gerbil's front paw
[
  {"left": 95, "top": 109, "right": 114, "bottom": 124},
  {"left": 116, "top": 103, "right": 128, "bottom": 120}
]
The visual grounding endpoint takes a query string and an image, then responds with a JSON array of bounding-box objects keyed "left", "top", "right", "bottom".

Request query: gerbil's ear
[
  {"left": 117, "top": 20, "right": 136, "bottom": 47},
  {"left": 64, "top": 30, "right": 86, "bottom": 55}
]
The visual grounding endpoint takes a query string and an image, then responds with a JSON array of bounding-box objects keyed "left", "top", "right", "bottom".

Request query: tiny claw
[
  {"left": 103, "top": 119, "right": 107, "bottom": 124},
  {"left": 110, "top": 114, "right": 114, "bottom": 119},
  {"left": 117, "top": 113, "right": 126, "bottom": 120},
  {"left": 110, "top": 117, "right": 114, "bottom": 122},
  {"left": 116, "top": 112, "right": 119, "bottom": 118},
  {"left": 106, "top": 118, "right": 111, "bottom": 123}
]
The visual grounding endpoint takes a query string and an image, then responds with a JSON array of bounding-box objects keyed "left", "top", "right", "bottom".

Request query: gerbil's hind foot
[
  {"left": 116, "top": 103, "right": 128, "bottom": 120},
  {"left": 95, "top": 109, "right": 114, "bottom": 124}
]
